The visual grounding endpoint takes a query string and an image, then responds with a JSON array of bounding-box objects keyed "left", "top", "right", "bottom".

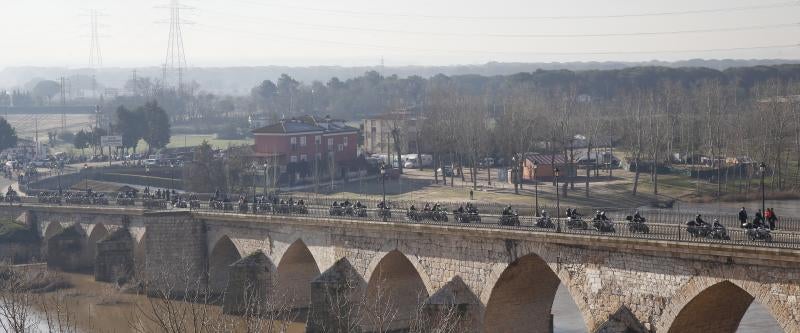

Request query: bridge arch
[
  {"left": 134, "top": 232, "right": 147, "bottom": 279},
  {"left": 275, "top": 239, "right": 320, "bottom": 309},
  {"left": 208, "top": 235, "right": 242, "bottom": 295},
  {"left": 86, "top": 223, "right": 108, "bottom": 265},
  {"left": 659, "top": 277, "right": 786, "bottom": 333},
  {"left": 43, "top": 221, "right": 63, "bottom": 240},
  {"left": 481, "top": 253, "right": 591, "bottom": 333},
  {"left": 363, "top": 250, "right": 433, "bottom": 332}
]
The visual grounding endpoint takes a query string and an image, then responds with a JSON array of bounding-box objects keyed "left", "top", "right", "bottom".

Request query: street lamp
[
  {"left": 760, "top": 162, "right": 766, "bottom": 215},
  {"left": 380, "top": 162, "right": 387, "bottom": 204},
  {"left": 264, "top": 163, "right": 269, "bottom": 197},
  {"left": 170, "top": 163, "right": 175, "bottom": 193},
  {"left": 511, "top": 154, "right": 519, "bottom": 195},
  {"left": 533, "top": 161, "right": 539, "bottom": 217},
  {"left": 554, "top": 167, "right": 561, "bottom": 220},
  {"left": 83, "top": 163, "right": 89, "bottom": 192}
]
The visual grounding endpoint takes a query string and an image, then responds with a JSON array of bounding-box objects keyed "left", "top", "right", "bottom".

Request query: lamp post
[
  {"left": 170, "top": 163, "right": 175, "bottom": 193},
  {"left": 83, "top": 163, "right": 89, "bottom": 192},
  {"left": 554, "top": 167, "right": 560, "bottom": 220},
  {"left": 533, "top": 161, "right": 539, "bottom": 217},
  {"left": 380, "top": 162, "right": 387, "bottom": 203},
  {"left": 264, "top": 163, "right": 269, "bottom": 196},
  {"left": 511, "top": 154, "right": 519, "bottom": 195},
  {"left": 759, "top": 162, "right": 766, "bottom": 215}
]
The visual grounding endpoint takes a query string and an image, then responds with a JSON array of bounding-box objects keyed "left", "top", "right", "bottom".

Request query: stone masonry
[{"left": 8, "top": 205, "right": 800, "bottom": 333}]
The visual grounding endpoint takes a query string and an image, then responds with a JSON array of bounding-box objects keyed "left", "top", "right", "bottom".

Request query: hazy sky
[{"left": 2, "top": 0, "right": 798, "bottom": 68}]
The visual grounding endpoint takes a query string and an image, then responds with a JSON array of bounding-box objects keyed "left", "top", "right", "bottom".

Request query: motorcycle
[
  {"left": 352, "top": 206, "right": 368, "bottom": 218},
  {"left": 535, "top": 216, "right": 555, "bottom": 229},
  {"left": 592, "top": 218, "right": 616, "bottom": 233},
  {"left": 686, "top": 220, "right": 712, "bottom": 238},
  {"left": 454, "top": 211, "right": 481, "bottom": 224},
  {"left": 406, "top": 209, "right": 423, "bottom": 222},
  {"left": 709, "top": 224, "right": 731, "bottom": 240},
  {"left": 238, "top": 202, "right": 250, "bottom": 213},
  {"left": 746, "top": 226, "right": 772, "bottom": 242},
  {"left": 626, "top": 216, "right": 650, "bottom": 234},
  {"left": 429, "top": 208, "right": 449, "bottom": 222},
  {"left": 378, "top": 207, "right": 392, "bottom": 219},
  {"left": 291, "top": 203, "right": 308, "bottom": 214},
  {"left": 566, "top": 216, "right": 588, "bottom": 230},
  {"left": 329, "top": 205, "right": 345, "bottom": 216},
  {"left": 498, "top": 212, "right": 520, "bottom": 226}
]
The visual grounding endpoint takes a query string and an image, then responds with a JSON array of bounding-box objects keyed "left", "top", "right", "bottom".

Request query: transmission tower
[
  {"left": 89, "top": 10, "right": 103, "bottom": 68},
  {"left": 160, "top": 0, "right": 190, "bottom": 93}
]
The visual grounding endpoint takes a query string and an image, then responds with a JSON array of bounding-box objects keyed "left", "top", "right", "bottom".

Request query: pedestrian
[
  {"left": 768, "top": 208, "right": 778, "bottom": 230},
  {"left": 469, "top": 189, "right": 474, "bottom": 200},
  {"left": 738, "top": 207, "right": 748, "bottom": 228},
  {"left": 754, "top": 209, "right": 764, "bottom": 227}
]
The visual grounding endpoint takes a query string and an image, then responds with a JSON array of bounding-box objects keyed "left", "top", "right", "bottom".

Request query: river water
[{"left": 4, "top": 273, "right": 783, "bottom": 332}]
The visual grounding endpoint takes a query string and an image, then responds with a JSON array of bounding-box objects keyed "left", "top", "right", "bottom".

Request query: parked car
[
  {"left": 437, "top": 166, "right": 456, "bottom": 177},
  {"left": 144, "top": 159, "right": 158, "bottom": 166}
]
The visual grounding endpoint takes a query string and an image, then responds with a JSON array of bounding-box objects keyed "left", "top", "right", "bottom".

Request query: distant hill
[{"left": 2, "top": 59, "right": 799, "bottom": 95}]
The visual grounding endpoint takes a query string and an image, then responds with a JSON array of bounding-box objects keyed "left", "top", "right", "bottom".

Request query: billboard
[{"left": 100, "top": 135, "right": 123, "bottom": 147}]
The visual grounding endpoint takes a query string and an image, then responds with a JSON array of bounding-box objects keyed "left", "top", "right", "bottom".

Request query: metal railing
[{"left": 8, "top": 195, "right": 799, "bottom": 250}]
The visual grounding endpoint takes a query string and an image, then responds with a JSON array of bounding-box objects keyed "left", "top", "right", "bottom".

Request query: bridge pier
[
  {"left": 223, "top": 250, "right": 272, "bottom": 315},
  {"left": 94, "top": 228, "right": 135, "bottom": 284},
  {"left": 306, "top": 258, "right": 365, "bottom": 333},
  {"left": 46, "top": 225, "right": 88, "bottom": 272},
  {"left": 420, "top": 276, "right": 481, "bottom": 333}
]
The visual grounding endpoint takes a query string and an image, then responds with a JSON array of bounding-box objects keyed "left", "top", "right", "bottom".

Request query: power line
[
  {"left": 201, "top": 8, "right": 799, "bottom": 39},
  {"left": 235, "top": 0, "right": 798, "bottom": 21},
  {"left": 191, "top": 23, "right": 799, "bottom": 56}
]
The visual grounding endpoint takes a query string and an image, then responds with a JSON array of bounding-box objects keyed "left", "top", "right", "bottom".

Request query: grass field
[{"left": 163, "top": 135, "right": 252, "bottom": 149}]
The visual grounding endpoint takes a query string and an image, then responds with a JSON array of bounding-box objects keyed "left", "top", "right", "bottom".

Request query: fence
[{"left": 9, "top": 196, "right": 800, "bottom": 250}]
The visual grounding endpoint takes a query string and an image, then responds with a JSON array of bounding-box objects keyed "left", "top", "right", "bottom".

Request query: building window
[
  {"left": 327, "top": 138, "right": 334, "bottom": 147},
  {"left": 343, "top": 136, "right": 348, "bottom": 147},
  {"left": 290, "top": 137, "right": 297, "bottom": 144},
  {"left": 300, "top": 154, "right": 307, "bottom": 161},
  {"left": 337, "top": 144, "right": 344, "bottom": 152},
  {"left": 290, "top": 155, "right": 298, "bottom": 163},
  {"left": 300, "top": 136, "right": 307, "bottom": 147},
  {"left": 315, "top": 135, "right": 321, "bottom": 145}
]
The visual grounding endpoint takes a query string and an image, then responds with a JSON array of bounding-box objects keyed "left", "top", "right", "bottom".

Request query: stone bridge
[{"left": 2, "top": 204, "right": 799, "bottom": 333}]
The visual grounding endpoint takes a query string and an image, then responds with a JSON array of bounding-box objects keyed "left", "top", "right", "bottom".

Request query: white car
[{"left": 144, "top": 159, "right": 158, "bottom": 166}]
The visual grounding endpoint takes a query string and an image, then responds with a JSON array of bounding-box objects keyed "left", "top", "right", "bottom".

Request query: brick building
[{"left": 252, "top": 116, "right": 359, "bottom": 167}]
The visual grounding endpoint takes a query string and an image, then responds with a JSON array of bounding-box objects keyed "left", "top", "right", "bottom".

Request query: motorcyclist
[
  {"left": 378, "top": 201, "right": 386, "bottom": 209},
  {"left": 432, "top": 203, "right": 441, "bottom": 211},
  {"left": 355, "top": 201, "right": 362, "bottom": 208},
  {"left": 695, "top": 214, "right": 706, "bottom": 226},
  {"left": 633, "top": 211, "right": 643, "bottom": 222},
  {"left": 332, "top": 201, "right": 339, "bottom": 207},
  {"left": 600, "top": 211, "right": 609, "bottom": 221},
  {"left": 424, "top": 203, "right": 431, "bottom": 211},
  {"left": 409, "top": 204, "right": 417, "bottom": 211},
  {"left": 541, "top": 210, "right": 549, "bottom": 218},
  {"left": 456, "top": 205, "right": 465, "bottom": 214},
  {"left": 298, "top": 199, "right": 304, "bottom": 206},
  {"left": 502, "top": 205, "right": 513, "bottom": 216},
  {"left": 565, "top": 208, "right": 572, "bottom": 218},
  {"left": 713, "top": 219, "right": 724, "bottom": 229},
  {"left": 343, "top": 199, "right": 351, "bottom": 207},
  {"left": 594, "top": 210, "right": 603, "bottom": 221}
]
